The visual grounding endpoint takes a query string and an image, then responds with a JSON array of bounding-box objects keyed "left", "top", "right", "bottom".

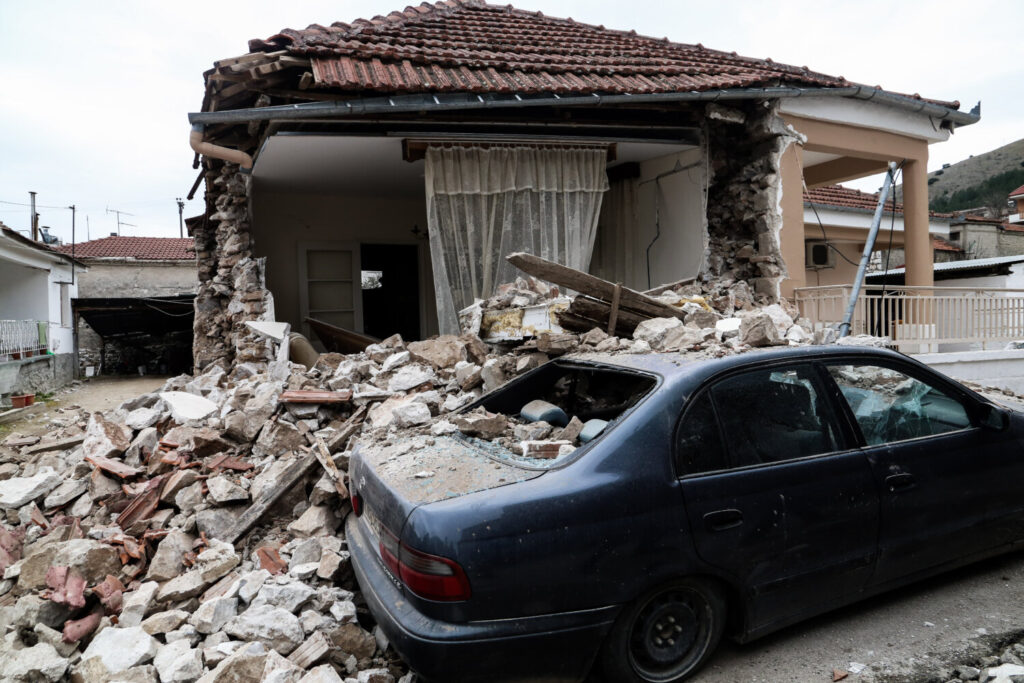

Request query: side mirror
[{"left": 979, "top": 403, "right": 1010, "bottom": 432}]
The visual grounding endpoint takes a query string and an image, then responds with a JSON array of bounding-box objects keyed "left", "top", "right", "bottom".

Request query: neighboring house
[
  {"left": 803, "top": 185, "right": 957, "bottom": 286},
  {"left": 1010, "top": 184, "right": 1024, "bottom": 225},
  {"left": 55, "top": 236, "right": 197, "bottom": 376},
  {"left": 184, "top": 0, "right": 979, "bottom": 371},
  {"left": 943, "top": 215, "right": 1024, "bottom": 260},
  {"left": 0, "top": 222, "right": 83, "bottom": 402}
]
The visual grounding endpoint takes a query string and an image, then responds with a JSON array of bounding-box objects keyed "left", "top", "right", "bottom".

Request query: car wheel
[{"left": 600, "top": 578, "right": 726, "bottom": 683}]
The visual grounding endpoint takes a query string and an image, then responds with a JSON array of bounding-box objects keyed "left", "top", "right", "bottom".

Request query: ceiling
[{"left": 253, "top": 134, "right": 697, "bottom": 198}]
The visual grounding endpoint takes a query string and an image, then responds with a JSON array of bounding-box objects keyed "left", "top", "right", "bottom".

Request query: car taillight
[
  {"left": 399, "top": 544, "right": 472, "bottom": 602},
  {"left": 377, "top": 524, "right": 471, "bottom": 602},
  {"left": 378, "top": 526, "right": 401, "bottom": 577},
  {"left": 351, "top": 491, "right": 362, "bottom": 516}
]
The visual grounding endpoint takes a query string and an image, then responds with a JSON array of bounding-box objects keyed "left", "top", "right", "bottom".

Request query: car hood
[{"left": 352, "top": 434, "right": 544, "bottom": 509}]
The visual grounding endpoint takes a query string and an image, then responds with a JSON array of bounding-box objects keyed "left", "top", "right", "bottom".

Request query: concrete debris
[
  {"left": 80, "top": 625, "right": 159, "bottom": 674},
  {"left": 0, "top": 248, "right": 890, "bottom": 682}
]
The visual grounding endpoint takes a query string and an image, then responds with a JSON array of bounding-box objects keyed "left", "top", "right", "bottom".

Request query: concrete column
[
  {"left": 902, "top": 156, "right": 933, "bottom": 288},
  {"left": 779, "top": 141, "right": 806, "bottom": 299}
]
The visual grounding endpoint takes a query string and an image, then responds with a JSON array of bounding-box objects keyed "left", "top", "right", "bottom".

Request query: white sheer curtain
[
  {"left": 589, "top": 177, "right": 640, "bottom": 288},
  {"left": 425, "top": 145, "right": 609, "bottom": 333}
]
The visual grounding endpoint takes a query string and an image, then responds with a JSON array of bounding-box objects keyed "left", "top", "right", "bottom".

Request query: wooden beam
[
  {"left": 224, "top": 452, "right": 316, "bottom": 544},
  {"left": 506, "top": 252, "right": 686, "bottom": 321}
]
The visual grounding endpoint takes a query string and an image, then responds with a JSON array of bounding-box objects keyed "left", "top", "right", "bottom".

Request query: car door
[
  {"left": 823, "top": 360, "right": 1024, "bottom": 587},
  {"left": 677, "top": 362, "right": 879, "bottom": 629}
]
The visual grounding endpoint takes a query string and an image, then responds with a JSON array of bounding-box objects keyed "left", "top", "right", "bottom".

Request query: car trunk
[{"left": 352, "top": 433, "right": 544, "bottom": 528}]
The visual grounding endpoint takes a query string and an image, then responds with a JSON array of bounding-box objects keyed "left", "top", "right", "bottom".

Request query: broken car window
[
  {"left": 709, "top": 364, "right": 841, "bottom": 468},
  {"left": 826, "top": 364, "right": 971, "bottom": 446},
  {"left": 473, "top": 362, "right": 657, "bottom": 469}
]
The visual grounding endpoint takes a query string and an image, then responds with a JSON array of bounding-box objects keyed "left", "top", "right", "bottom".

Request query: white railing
[
  {"left": 794, "top": 285, "right": 1024, "bottom": 352},
  {"left": 0, "top": 320, "right": 48, "bottom": 361}
]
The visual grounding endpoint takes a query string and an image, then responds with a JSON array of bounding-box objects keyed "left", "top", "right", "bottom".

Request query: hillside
[{"left": 898, "top": 138, "right": 1024, "bottom": 213}]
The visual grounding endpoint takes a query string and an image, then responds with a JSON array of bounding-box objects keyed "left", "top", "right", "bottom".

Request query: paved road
[{"left": 691, "top": 550, "right": 1024, "bottom": 682}]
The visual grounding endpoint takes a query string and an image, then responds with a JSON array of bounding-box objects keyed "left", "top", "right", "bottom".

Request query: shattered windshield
[
  {"left": 827, "top": 363, "right": 972, "bottom": 445},
  {"left": 459, "top": 362, "right": 657, "bottom": 469}
]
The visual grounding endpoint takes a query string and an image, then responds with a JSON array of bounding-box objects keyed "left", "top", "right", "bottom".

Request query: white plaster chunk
[
  {"left": 190, "top": 596, "right": 238, "bottom": 634},
  {"left": 245, "top": 321, "right": 291, "bottom": 343},
  {"left": 0, "top": 641, "right": 68, "bottom": 682},
  {"left": 125, "top": 407, "right": 161, "bottom": 431},
  {"left": 160, "top": 391, "right": 218, "bottom": 423},
  {"left": 154, "top": 639, "right": 204, "bottom": 683},
  {"left": 298, "top": 664, "right": 345, "bottom": 683},
  {"left": 80, "top": 626, "right": 159, "bottom": 673},
  {"left": 0, "top": 468, "right": 61, "bottom": 509},
  {"left": 387, "top": 364, "right": 435, "bottom": 392}
]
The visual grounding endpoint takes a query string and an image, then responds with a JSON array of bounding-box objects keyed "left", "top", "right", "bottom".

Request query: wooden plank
[
  {"left": 566, "top": 296, "right": 649, "bottom": 337},
  {"left": 506, "top": 252, "right": 686, "bottom": 321},
  {"left": 314, "top": 437, "right": 349, "bottom": 499},
  {"left": 325, "top": 405, "right": 367, "bottom": 453},
  {"left": 607, "top": 283, "right": 622, "bottom": 335},
  {"left": 224, "top": 453, "right": 318, "bottom": 545},
  {"left": 643, "top": 277, "right": 696, "bottom": 295},
  {"left": 280, "top": 389, "right": 353, "bottom": 404},
  {"left": 288, "top": 631, "right": 332, "bottom": 668}
]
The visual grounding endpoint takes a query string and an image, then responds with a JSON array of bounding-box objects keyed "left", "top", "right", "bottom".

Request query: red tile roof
[
  {"left": 250, "top": 0, "right": 861, "bottom": 95},
  {"left": 1009, "top": 184, "right": 1024, "bottom": 199},
  {"left": 932, "top": 236, "right": 963, "bottom": 252},
  {"left": 805, "top": 185, "right": 952, "bottom": 219},
  {"left": 805, "top": 185, "right": 901, "bottom": 213},
  {"left": 56, "top": 237, "right": 196, "bottom": 261}
]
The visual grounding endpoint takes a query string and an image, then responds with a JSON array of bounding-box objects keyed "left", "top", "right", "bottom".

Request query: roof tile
[
  {"left": 55, "top": 236, "right": 196, "bottom": 261},
  {"left": 250, "top": 0, "right": 854, "bottom": 95}
]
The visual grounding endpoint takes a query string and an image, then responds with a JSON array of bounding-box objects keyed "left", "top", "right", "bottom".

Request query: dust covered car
[{"left": 346, "top": 345, "right": 1024, "bottom": 682}]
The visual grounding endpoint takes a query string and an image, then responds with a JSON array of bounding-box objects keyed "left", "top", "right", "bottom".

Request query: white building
[{"left": 0, "top": 223, "right": 84, "bottom": 401}]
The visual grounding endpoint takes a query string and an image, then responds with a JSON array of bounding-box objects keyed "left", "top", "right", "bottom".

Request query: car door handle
[
  {"left": 703, "top": 509, "right": 743, "bottom": 532},
  {"left": 885, "top": 473, "right": 916, "bottom": 493}
]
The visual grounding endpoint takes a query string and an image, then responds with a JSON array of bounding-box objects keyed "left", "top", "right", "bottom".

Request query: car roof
[{"left": 563, "top": 345, "right": 915, "bottom": 390}]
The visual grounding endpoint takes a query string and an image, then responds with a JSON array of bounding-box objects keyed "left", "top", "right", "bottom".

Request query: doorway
[{"left": 360, "top": 244, "right": 421, "bottom": 341}]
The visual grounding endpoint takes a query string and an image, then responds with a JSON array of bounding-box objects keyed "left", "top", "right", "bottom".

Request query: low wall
[
  {"left": 0, "top": 353, "right": 75, "bottom": 401},
  {"left": 915, "top": 349, "right": 1024, "bottom": 394}
]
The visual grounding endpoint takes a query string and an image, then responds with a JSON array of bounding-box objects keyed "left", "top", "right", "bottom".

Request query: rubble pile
[{"left": 0, "top": 262, "right": 886, "bottom": 682}]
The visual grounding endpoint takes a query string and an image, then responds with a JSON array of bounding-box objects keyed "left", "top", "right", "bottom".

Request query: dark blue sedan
[{"left": 346, "top": 345, "right": 1022, "bottom": 682}]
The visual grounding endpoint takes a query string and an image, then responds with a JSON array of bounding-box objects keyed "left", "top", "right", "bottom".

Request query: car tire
[{"left": 599, "top": 577, "right": 727, "bottom": 683}]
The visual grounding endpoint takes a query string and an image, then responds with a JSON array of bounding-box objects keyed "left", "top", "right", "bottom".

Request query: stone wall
[
  {"left": 193, "top": 164, "right": 276, "bottom": 374},
  {"left": 702, "top": 101, "right": 798, "bottom": 303}
]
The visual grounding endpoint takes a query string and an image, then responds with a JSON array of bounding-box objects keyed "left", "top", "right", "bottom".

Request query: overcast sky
[{"left": 1, "top": 1, "right": 1021, "bottom": 243}]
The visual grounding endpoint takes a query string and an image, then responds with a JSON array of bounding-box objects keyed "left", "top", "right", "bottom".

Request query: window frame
[
  {"left": 819, "top": 357, "right": 981, "bottom": 449},
  {"left": 673, "top": 360, "right": 860, "bottom": 479}
]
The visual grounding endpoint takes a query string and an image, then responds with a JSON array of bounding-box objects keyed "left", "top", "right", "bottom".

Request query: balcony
[
  {"left": 0, "top": 320, "right": 49, "bottom": 362},
  {"left": 794, "top": 285, "right": 1024, "bottom": 353}
]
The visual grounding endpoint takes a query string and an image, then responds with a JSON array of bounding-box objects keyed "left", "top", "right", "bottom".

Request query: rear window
[{"left": 466, "top": 362, "right": 657, "bottom": 469}]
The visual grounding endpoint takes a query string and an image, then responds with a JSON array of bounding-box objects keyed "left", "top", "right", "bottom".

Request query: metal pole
[
  {"left": 176, "top": 198, "right": 185, "bottom": 238},
  {"left": 29, "top": 191, "right": 38, "bottom": 241},
  {"left": 839, "top": 162, "right": 899, "bottom": 337},
  {"left": 69, "top": 205, "right": 76, "bottom": 285}
]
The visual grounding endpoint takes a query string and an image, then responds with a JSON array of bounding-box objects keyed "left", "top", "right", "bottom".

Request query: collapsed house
[
  {"left": 0, "top": 2, "right": 987, "bottom": 681},
  {"left": 184, "top": 0, "right": 977, "bottom": 374}
]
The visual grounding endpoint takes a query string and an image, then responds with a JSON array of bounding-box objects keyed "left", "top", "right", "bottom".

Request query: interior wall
[
  {"left": 0, "top": 263, "right": 48, "bottom": 320},
  {"left": 592, "top": 148, "right": 705, "bottom": 291},
  {"left": 251, "top": 184, "right": 438, "bottom": 339}
]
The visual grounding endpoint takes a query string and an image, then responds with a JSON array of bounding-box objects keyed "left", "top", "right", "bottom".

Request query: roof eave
[{"left": 189, "top": 85, "right": 980, "bottom": 128}]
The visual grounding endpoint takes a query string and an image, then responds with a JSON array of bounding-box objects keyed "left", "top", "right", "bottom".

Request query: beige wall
[
  {"left": 76, "top": 261, "right": 197, "bottom": 299},
  {"left": 591, "top": 148, "right": 706, "bottom": 291},
  {"left": 251, "top": 184, "right": 438, "bottom": 338}
]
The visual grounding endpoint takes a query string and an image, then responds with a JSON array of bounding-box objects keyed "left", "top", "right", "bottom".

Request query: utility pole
[
  {"left": 105, "top": 207, "right": 135, "bottom": 236},
  {"left": 29, "top": 191, "right": 38, "bottom": 241},
  {"left": 176, "top": 198, "right": 185, "bottom": 238}
]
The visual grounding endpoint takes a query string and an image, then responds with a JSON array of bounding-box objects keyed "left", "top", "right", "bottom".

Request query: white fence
[
  {"left": 794, "top": 285, "right": 1024, "bottom": 352},
  {"left": 0, "top": 320, "right": 48, "bottom": 360}
]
